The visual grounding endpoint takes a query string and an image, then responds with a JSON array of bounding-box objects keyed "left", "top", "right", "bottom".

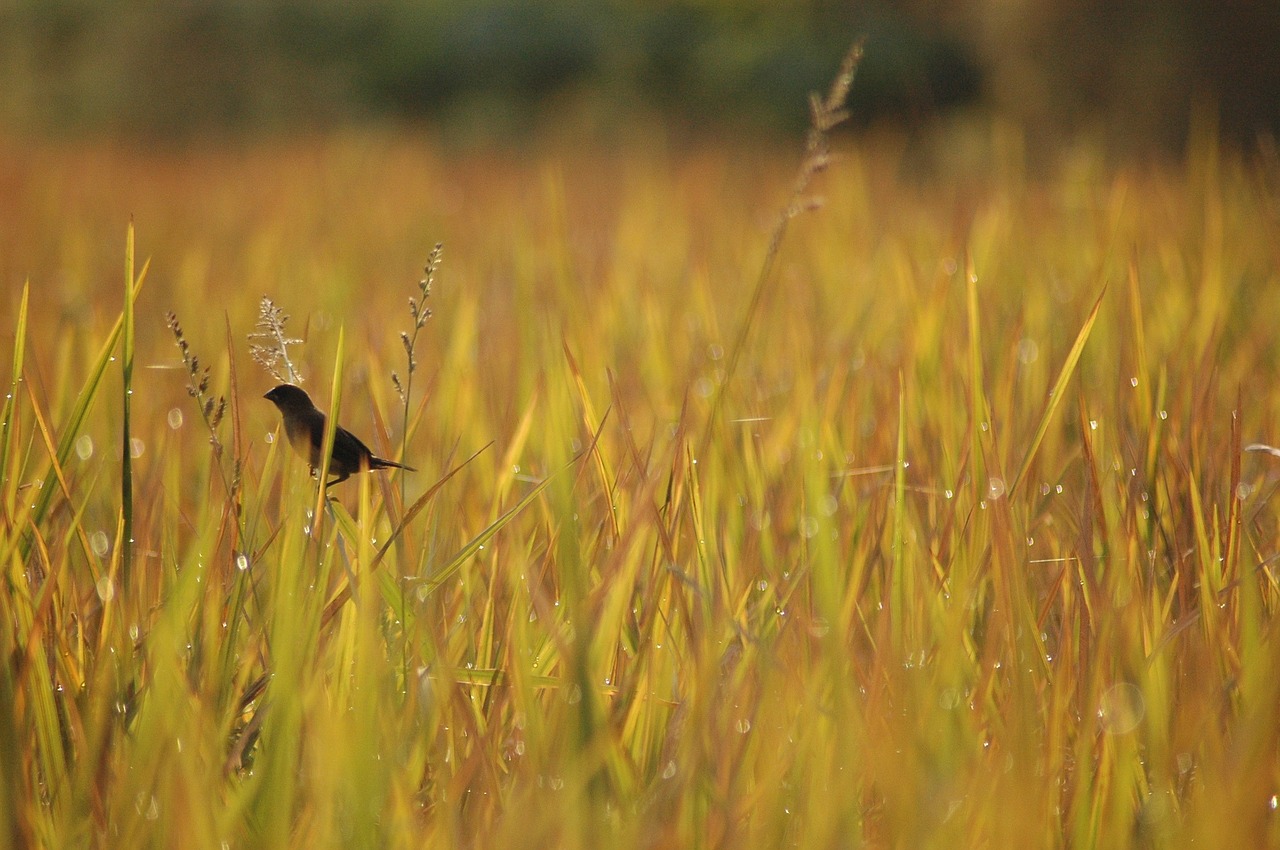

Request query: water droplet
[
  {"left": 1098, "top": 683, "right": 1145, "bottom": 734},
  {"left": 736, "top": 718, "right": 752, "bottom": 734},
  {"left": 662, "top": 760, "right": 677, "bottom": 779},
  {"left": 75, "top": 435, "right": 94, "bottom": 461},
  {"left": 167, "top": 408, "right": 184, "bottom": 429},
  {"left": 90, "top": 531, "right": 110, "bottom": 558},
  {"left": 235, "top": 553, "right": 250, "bottom": 571},
  {"left": 96, "top": 575, "right": 115, "bottom": 602}
]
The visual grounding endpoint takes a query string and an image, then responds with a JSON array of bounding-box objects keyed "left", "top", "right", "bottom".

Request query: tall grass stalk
[{"left": 121, "top": 225, "right": 135, "bottom": 589}]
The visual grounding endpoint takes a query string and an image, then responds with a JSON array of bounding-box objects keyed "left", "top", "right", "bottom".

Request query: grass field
[{"left": 3, "top": 111, "right": 1280, "bottom": 847}]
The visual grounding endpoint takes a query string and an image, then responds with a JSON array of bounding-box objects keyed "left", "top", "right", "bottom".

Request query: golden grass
[{"left": 2, "top": 119, "right": 1280, "bottom": 847}]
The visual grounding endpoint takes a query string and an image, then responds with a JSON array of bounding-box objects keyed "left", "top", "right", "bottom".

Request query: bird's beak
[{"left": 262, "top": 392, "right": 271, "bottom": 400}]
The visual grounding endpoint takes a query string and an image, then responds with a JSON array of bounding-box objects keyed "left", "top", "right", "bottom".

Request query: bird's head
[{"left": 264, "top": 384, "right": 315, "bottom": 413}]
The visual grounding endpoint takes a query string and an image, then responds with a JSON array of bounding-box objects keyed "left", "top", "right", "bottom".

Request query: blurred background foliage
[{"left": 0, "top": 0, "right": 1275, "bottom": 152}]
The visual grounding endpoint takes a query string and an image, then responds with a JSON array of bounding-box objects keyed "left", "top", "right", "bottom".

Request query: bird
[{"left": 263, "top": 384, "right": 415, "bottom": 487}]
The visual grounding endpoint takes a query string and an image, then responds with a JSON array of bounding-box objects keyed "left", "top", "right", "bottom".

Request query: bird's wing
[{"left": 331, "top": 426, "right": 375, "bottom": 473}]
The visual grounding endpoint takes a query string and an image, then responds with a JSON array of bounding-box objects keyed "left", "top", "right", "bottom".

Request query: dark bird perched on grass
[{"left": 264, "top": 384, "right": 415, "bottom": 487}]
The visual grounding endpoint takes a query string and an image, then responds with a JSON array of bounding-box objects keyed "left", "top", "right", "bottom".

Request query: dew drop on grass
[
  {"left": 235, "top": 553, "right": 250, "bottom": 571},
  {"left": 128, "top": 623, "right": 140, "bottom": 642},
  {"left": 1098, "top": 683, "right": 1145, "bottom": 734},
  {"left": 987, "top": 477, "right": 1006, "bottom": 500},
  {"left": 736, "top": 718, "right": 752, "bottom": 734},
  {"left": 75, "top": 435, "right": 93, "bottom": 460},
  {"left": 1158, "top": 410, "right": 1168, "bottom": 420},
  {"left": 757, "top": 580, "right": 768, "bottom": 592},
  {"left": 167, "top": 408, "right": 184, "bottom": 429},
  {"left": 90, "top": 531, "right": 110, "bottom": 558},
  {"left": 662, "top": 761, "right": 677, "bottom": 780},
  {"left": 1089, "top": 420, "right": 1098, "bottom": 430},
  {"left": 944, "top": 489, "right": 954, "bottom": 499}
]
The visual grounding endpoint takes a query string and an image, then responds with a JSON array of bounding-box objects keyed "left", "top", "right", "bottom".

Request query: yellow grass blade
[{"left": 1010, "top": 284, "right": 1107, "bottom": 495}]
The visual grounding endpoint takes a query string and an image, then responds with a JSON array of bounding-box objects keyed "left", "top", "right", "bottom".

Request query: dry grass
[{"left": 3, "top": 114, "right": 1280, "bottom": 847}]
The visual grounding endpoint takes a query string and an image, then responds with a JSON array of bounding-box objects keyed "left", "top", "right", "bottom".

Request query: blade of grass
[
  {"left": 121, "top": 223, "right": 137, "bottom": 587},
  {"left": 1, "top": 280, "right": 29, "bottom": 505},
  {"left": 1009, "top": 284, "right": 1107, "bottom": 495},
  {"left": 890, "top": 371, "right": 910, "bottom": 651}
]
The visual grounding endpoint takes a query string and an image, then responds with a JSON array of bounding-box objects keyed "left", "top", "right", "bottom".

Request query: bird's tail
[{"left": 370, "top": 457, "right": 416, "bottom": 473}]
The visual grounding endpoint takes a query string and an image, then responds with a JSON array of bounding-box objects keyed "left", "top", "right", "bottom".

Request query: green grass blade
[
  {"left": 1010, "top": 284, "right": 1107, "bottom": 496},
  {"left": 1, "top": 280, "right": 29, "bottom": 502},
  {"left": 121, "top": 223, "right": 136, "bottom": 585}
]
